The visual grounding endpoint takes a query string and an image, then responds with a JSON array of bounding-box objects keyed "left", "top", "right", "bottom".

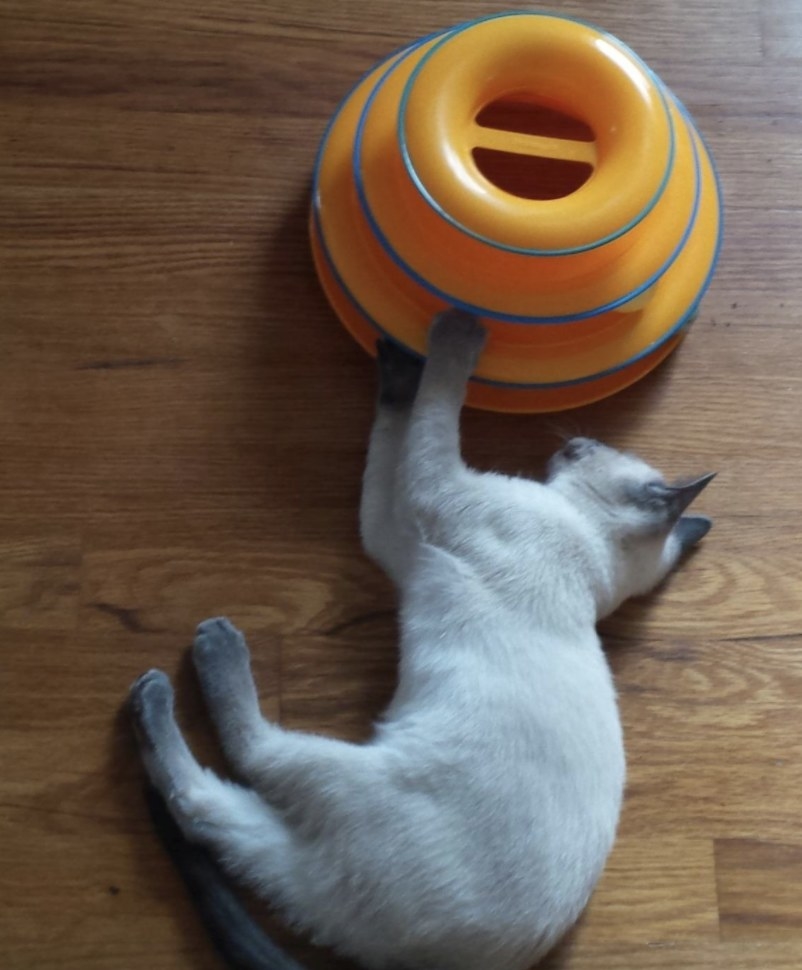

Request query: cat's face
[{"left": 547, "top": 437, "right": 714, "bottom": 607}]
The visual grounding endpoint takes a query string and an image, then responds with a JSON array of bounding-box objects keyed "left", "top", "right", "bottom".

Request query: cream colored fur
[{"left": 131, "top": 311, "right": 713, "bottom": 970}]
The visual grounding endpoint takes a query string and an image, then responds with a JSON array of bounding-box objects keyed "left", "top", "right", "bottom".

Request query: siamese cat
[{"left": 130, "top": 310, "right": 714, "bottom": 970}]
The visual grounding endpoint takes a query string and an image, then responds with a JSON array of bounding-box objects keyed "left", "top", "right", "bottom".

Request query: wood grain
[
  {"left": 716, "top": 839, "right": 802, "bottom": 941},
  {"left": 2, "top": 0, "right": 802, "bottom": 967}
]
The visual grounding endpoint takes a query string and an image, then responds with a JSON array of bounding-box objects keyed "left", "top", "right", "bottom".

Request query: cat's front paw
[
  {"left": 376, "top": 338, "right": 424, "bottom": 409},
  {"left": 428, "top": 309, "right": 487, "bottom": 370}
]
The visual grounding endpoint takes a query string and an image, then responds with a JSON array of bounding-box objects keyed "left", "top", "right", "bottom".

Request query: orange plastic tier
[{"left": 311, "top": 11, "right": 723, "bottom": 412}]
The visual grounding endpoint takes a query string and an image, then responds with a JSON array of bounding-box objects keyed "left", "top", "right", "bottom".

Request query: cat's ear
[{"left": 634, "top": 472, "right": 716, "bottom": 524}]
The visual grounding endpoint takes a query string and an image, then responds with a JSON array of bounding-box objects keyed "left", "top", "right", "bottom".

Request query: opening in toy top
[{"left": 473, "top": 98, "right": 595, "bottom": 200}]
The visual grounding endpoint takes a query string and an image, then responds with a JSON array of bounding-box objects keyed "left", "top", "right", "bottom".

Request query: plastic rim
[{"left": 398, "top": 11, "right": 675, "bottom": 256}]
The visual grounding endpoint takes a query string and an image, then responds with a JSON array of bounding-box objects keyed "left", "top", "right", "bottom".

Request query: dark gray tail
[{"left": 144, "top": 785, "right": 306, "bottom": 970}]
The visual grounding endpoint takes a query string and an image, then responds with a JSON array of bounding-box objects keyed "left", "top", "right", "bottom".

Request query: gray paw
[
  {"left": 674, "top": 515, "right": 713, "bottom": 554},
  {"left": 376, "top": 338, "right": 424, "bottom": 409},
  {"left": 129, "top": 669, "right": 174, "bottom": 750},
  {"left": 193, "top": 616, "right": 249, "bottom": 673},
  {"left": 428, "top": 309, "right": 487, "bottom": 368}
]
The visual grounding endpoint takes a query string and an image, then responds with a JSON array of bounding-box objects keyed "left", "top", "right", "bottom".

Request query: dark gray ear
[
  {"left": 674, "top": 514, "right": 713, "bottom": 554},
  {"left": 640, "top": 472, "right": 716, "bottom": 522}
]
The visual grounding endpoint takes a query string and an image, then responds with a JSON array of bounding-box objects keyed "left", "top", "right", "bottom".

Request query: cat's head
[{"left": 547, "top": 437, "right": 715, "bottom": 611}]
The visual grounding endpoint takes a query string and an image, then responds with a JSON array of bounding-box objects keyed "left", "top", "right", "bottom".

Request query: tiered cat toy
[{"left": 311, "top": 11, "right": 723, "bottom": 412}]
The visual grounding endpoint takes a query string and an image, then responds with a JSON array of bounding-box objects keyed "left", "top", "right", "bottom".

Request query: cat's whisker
[{"left": 542, "top": 416, "right": 585, "bottom": 446}]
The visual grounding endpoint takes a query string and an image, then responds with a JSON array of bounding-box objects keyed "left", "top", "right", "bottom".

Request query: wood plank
[
  {"left": 3, "top": 0, "right": 802, "bottom": 967},
  {"left": 580, "top": 838, "right": 719, "bottom": 944},
  {"left": 716, "top": 838, "right": 802, "bottom": 941}
]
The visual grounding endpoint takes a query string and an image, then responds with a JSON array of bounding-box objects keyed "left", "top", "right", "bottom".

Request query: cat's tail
[{"left": 143, "top": 784, "right": 306, "bottom": 970}]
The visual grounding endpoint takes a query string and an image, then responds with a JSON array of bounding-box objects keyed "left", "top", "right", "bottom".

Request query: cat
[{"left": 129, "top": 310, "right": 715, "bottom": 970}]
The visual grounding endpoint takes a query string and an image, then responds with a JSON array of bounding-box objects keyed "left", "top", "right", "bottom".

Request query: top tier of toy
[{"left": 311, "top": 11, "right": 722, "bottom": 411}]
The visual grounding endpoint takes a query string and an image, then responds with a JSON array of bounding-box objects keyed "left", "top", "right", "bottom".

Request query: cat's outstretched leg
[
  {"left": 130, "top": 669, "right": 203, "bottom": 797},
  {"left": 129, "top": 669, "right": 293, "bottom": 875},
  {"left": 191, "top": 617, "right": 382, "bottom": 806},
  {"left": 360, "top": 339, "right": 425, "bottom": 585},
  {"left": 192, "top": 617, "right": 266, "bottom": 771},
  {"left": 401, "top": 310, "right": 486, "bottom": 514}
]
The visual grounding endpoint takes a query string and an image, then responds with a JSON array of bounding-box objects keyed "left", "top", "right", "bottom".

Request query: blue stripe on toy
[
  {"left": 351, "top": 87, "right": 700, "bottom": 325},
  {"left": 311, "top": 193, "right": 723, "bottom": 390},
  {"left": 395, "top": 10, "right": 676, "bottom": 257}
]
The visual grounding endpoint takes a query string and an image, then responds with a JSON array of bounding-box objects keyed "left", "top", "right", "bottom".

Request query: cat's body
[{"left": 130, "top": 311, "right": 714, "bottom": 970}]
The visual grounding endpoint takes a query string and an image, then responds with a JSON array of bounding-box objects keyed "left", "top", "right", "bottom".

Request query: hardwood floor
[{"left": 2, "top": 1, "right": 801, "bottom": 967}]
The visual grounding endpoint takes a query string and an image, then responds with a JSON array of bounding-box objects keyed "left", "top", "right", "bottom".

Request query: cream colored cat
[{"left": 130, "top": 310, "right": 714, "bottom": 970}]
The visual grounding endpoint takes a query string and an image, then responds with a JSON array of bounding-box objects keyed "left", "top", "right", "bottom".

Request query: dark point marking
[{"left": 376, "top": 339, "right": 424, "bottom": 409}]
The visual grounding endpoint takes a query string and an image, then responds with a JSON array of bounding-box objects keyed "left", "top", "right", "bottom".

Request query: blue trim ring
[
  {"left": 309, "top": 13, "right": 724, "bottom": 393},
  {"left": 395, "top": 10, "right": 676, "bottom": 257},
  {"left": 311, "top": 31, "right": 445, "bottom": 211},
  {"left": 313, "top": 203, "right": 694, "bottom": 391},
  {"left": 311, "top": 131, "right": 723, "bottom": 391},
  {"left": 351, "top": 90, "right": 701, "bottom": 325}
]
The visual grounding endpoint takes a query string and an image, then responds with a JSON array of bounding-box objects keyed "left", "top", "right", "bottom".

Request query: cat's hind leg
[
  {"left": 191, "top": 617, "right": 384, "bottom": 808},
  {"left": 129, "top": 669, "right": 294, "bottom": 881},
  {"left": 360, "top": 338, "right": 425, "bottom": 585},
  {"left": 130, "top": 669, "right": 202, "bottom": 798},
  {"left": 191, "top": 617, "right": 268, "bottom": 776}
]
